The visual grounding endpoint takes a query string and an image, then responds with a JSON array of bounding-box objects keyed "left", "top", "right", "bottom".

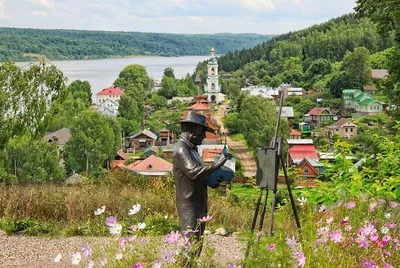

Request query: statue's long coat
[{"left": 173, "top": 138, "right": 217, "bottom": 236}]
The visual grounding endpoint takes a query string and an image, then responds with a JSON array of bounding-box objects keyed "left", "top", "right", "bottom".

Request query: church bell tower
[{"left": 204, "top": 47, "right": 221, "bottom": 102}]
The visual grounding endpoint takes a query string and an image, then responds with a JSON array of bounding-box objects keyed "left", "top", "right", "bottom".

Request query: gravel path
[
  {"left": 0, "top": 232, "right": 245, "bottom": 267},
  {"left": 215, "top": 104, "right": 257, "bottom": 177}
]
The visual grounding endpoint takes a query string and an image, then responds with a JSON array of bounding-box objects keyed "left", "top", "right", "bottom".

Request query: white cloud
[
  {"left": 29, "top": 10, "right": 48, "bottom": 16},
  {"left": 168, "top": 0, "right": 186, "bottom": 8},
  {"left": 26, "top": 0, "right": 54, "bottom": 8},
  {"left": 0, "top": 0, "right": 8, "bottom": 20},
  {"left": 241, "top": 0, "right": 275, "bottom": 11},
  {"left": 189, "top": 16, "right": 205, "bottom": 23}
]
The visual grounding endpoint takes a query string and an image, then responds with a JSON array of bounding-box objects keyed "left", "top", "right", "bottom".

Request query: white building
[
  {"left": 241, "top": 86, "right": 279, "bottom": 99},
  {"left": 97, "top": 99, "right": 119, "bottom": 117},
  {"left": 204, "top": 48, "right": 225, "bottom": 103},
  {"left": 96, "top": 85, "right": 125, "bottom": 104}
]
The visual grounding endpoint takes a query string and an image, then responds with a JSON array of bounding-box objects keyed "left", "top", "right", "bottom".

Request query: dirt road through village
[{"left": 215, "top": 104, "right": 257, "bottom": 177}]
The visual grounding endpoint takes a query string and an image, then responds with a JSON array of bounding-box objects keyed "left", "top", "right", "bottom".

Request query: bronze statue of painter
[{"left": 173, "top": 111, "right": 232, "bottom": 239}]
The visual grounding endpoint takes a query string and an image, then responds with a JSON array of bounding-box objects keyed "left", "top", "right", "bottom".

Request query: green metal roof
[
  {"left": 342, "top": 89, "right": 357, "bottom": 94},
  {"left": 360, "top": 98, "right": 377, "bottom": 105}
]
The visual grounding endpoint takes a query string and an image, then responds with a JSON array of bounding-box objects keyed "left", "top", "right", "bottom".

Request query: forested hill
[
  {"left": 218, "top": 14, "right": 394, "bottom": 72},
  {"left": 0, "top": 27, "right": 272, "bottom": 62}
]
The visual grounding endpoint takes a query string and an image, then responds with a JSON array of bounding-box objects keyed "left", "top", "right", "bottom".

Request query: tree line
[{"left": 0, "top": 27, "right": 272, "bottom": 62}]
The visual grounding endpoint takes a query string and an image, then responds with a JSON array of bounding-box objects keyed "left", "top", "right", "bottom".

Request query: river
[{"left": 18, "top": 56, "right": 209, "bottom": 95}]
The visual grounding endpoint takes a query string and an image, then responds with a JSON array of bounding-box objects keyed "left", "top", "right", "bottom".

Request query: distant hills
[
  {"left": 217, "top": 14, "right": 394, "bottom": 73},
  {"left": 0, "top": 27, "right": 272, "bottom": 62}
]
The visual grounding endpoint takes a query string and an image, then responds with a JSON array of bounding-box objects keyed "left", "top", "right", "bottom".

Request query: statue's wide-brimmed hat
[{"left": 181, "top": 111, "right": 215, "bottom": 133}]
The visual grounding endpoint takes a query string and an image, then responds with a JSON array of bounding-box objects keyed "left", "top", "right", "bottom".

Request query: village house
[
  {"left": 371, "top": 69, "right": 389, "bottom": 80},
  {"left": 279, "top": 107, "right": 294, "bottom": 120},
  {"left": 304, "top": 107, "right": 337, "bottom": 128},
  {"left": 287, "top": 139, "right": 314, "bottom": 149},
  {"left": 288, "top": 144, "right": 320, "bottom": 165},
  {"left": 128, "top": 129, "right": 157, "bottom": 153},
  {"left": 342, "top": 89, "right": 385, "bottom": 116},
  {"left": 97, "top": 99, "right": 119, "bottom": 117},
  {"left": 112, "top": 154, "right": 173, "bottom": 177},
  {"left": 287, "top": 87, "right": 304, "bottom": 97},
  {"left": 326, "top": 118, "right": 358, "bottom": 139},
  {"left": 44, "top": 128, "right": 71, "bottom": 148},
  {"left": 189, "top": 101, "right": 210, "bottom": 114},
  {"left": 299, "top": 122, "right": 310, "bottom": 132},
  {"left": 96, "top": 85, "right": 125, "bottom": 104},
  {"left": 289, "top": 128, "right": 302, "bottom": 140},
  {"left": 363, "top": 85, "right": 377, "bottom": 95},
  {"left": 158, "top": 128, "right": 176, "bottom": 145},
  {"left": 241, "top": 86, "right": 278, "bottom": 100},
  {"left": 143, "top": 145, "right": 160, "bottom": 158},
  {"left": 295, "top": 158, "right": 325, "bottom": 187}
]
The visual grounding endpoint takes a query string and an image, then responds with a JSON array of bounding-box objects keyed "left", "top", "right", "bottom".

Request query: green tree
[
  {"left": 341, "top": 47, "right": 371, "bottom": 88},
  {"left": 163, "top": 67, "right": 175, "bottom": 79},
  {"left": 118, "top": 93, "right": 144, "bottom": 136},
  {"left": 0, "top": 61, "right": 65, "bottom": 146},
  {"left": 67, "top": 80, "right": 92, "bottom": 107},
  {"left": 4, "top": 135, "right": 65, "bottom": 182},
  {"left": 150, "top": 93, "right": 168, "bottom": 110},
  {"left": 158, "top": 76, "right": 178, "bottom": 99},
  {"left": 64, "top": 111, "right": 121, "bottom": 176},
  {"left": 328, "top": 71, "right": 359, "bottom": 98},
  {"left": 114, "top": 64, "right": 152, "bottom": 93}
]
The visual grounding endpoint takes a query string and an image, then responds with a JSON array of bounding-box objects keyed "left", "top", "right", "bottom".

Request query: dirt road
[{"left": 215, "top": 104, "right": 257, "bottom": 177}]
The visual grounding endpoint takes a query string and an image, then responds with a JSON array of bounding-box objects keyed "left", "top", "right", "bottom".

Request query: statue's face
[{"left": 190, "top": 125, "right": 206, "bottom": 145}]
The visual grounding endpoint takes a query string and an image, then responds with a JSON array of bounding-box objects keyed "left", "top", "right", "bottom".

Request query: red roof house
[
  {"left": 307, "top": 107, "right": 330, "bottom": 116},
  {"left": 189, "top": 102, "right": 210, "bottom": 112},
  {"left": 289, "top": 145, "right": 319, "bottom": 165},
  {"left": 96, "top": 85, "right": 125, "bottom": 96},
  {"left": 289, "top": 128, "right": 302, "bottom": 139},
  {"left": 202, "top": 148, "right": 224, "bottom": 163},
  {"left": 130, "top": 155, "right": 173, "bottom": 176},
  {"left": 304, "top": 107, "right": 336, "bottom": 127},
  {"left": 295, "top": 158, "right": 320, "bottom": 187}
]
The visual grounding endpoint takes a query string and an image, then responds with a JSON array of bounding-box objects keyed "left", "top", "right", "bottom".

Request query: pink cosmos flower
[
  {"left": 267, "top": 244, "right": 276, "bottom": 250},
  {"left": 152, "top": 261, "right": 162, "bottom": 268},
  {"left": 286, "top": 236, "right": 297, "bottom": 249},
  {"left": 369, "top": 231, "right": 379, "bottom": 242},
  {"left": 198, "top": 215, "right": 213, "bottom": 222},
  {"left": 81, "top": 243, "right": 92, "bottom": 257},
  {"left": 257, "top": 231, "right": 265, "bottom": 238},
  {"left": 86, "top": 260, "right": 94, "bottom": 268},
  {"left": 319, "top": 206, "right": 326, "bottom": 213},
  {"left": 369, "top": 201, "right": 377, "bottom": 212},
  {"left": 119, "top": 237, "right": 126, "bottom": 250},
  {"left": 384, "top": 250, "right": 392, "bottom": 257},
  {"left": 331, "top": 230, "right": 343, "bottom": 243},
  {"left": 227, "top": 264, "right": 242, "bottom": 268},
  {"left": 361, "top": 259, "right": 378, "bottom": 268},
  {"left": 345, "top": 201, "right": 356, "bottom": 209},
  {"left": 126, "top": 235, "right": 137, "bottom": 242},
  {"left": 105, "top": 216, "right": 117, "bottom": 227},
  {"left": 326, "top": 217, "right": 334, "bottom": 225},
  {"left": 389, "top": 201, "right": 398, "bottom": 208},
  {"left": 294, "top": 251, "right": 306, "bottom": 267},
  {"left": 345, "top": 225, "right": 352, "bottom": 232},
  {"left": 377, "top": 199, "right": 385, "bottom": 205},
  {"left": 383, "top": 264, "right": 393, "bottom": 268},
  {"left": 386, "top": 223, "right": 397, "bottom": 229},
  {"left": 382, "top": 234, "right": 391, "bottom": 242},
  {"left": 165, "top": 231, "right": 181, "bottom": 244},
  {"left": 132, "top": 264, "right": 144, "bottom": 268}
]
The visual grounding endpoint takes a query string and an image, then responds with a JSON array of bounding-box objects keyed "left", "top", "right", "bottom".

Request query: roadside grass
[{"left": 0, "top": 171, "right": 254, "bottom": 237}]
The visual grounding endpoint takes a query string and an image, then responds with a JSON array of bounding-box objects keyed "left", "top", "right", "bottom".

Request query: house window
[
  {"left": 345, "top": 128, "right": 348, "bottom": 132},
  {"left": 350, "top": 128, "right": 353, "bottom": 132},
  {"left": 304, "top": 168, "right": 309, "bottom": 175},
  {"left": 336, "top": 128, "right": 339, "bottom": 132}
]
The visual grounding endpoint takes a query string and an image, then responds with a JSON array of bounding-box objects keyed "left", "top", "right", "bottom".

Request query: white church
[{"left": 203, "top": 48, "right": 225, "bottom": 103}]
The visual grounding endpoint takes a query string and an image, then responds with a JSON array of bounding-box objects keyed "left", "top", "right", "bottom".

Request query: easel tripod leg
[
  {"left": 268, "top": 190, "right": 277, "bottom": 236},
  {"left": 280, "top": 156, "right": 301, "bottom": 229}
]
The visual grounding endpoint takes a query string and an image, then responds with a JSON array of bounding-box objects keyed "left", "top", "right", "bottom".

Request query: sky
[{"left": 0, "top": 0, "right": 357, "bottom": 34}]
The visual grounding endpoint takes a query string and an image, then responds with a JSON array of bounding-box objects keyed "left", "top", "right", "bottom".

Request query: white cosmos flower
[
  {"left": 115, "top": 253, "right": 123, "bottom": 260},
  {"left": 129, "top": 204, "right": 141, "bottom": 215},
  {"left": 71, "top": 252, "right": 82, "bottom": 265},
  {"left": 164, "top": 215, "right": 168, "bottom": 219},
  {"left": 297, "top": 197, "right": 307, "bottom": 206},
  {"left": 94, "top": 208, "right": 102, "bottom": 216},
  {"left": 138, "top": 222, "right": 146, "bottom": 230},
  {"left": 384, "top": 213, "right": 391, "bottom": 219},
  {"left": 381, "top": 226, "right": 389, "bottom": 234},
  {"left": 110, "top": 223, "right": 122, "bottom": 235},
  {"left": 54, "top": 253, "right": 62, "bottom": 263}
]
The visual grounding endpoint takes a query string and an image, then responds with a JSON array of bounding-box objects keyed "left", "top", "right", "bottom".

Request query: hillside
[
  {"left": 217, "top": 14, "right": 394, "bottom": 73},
  {"left": 0, "top": 28, "right": 272, "bottom": 62}
]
